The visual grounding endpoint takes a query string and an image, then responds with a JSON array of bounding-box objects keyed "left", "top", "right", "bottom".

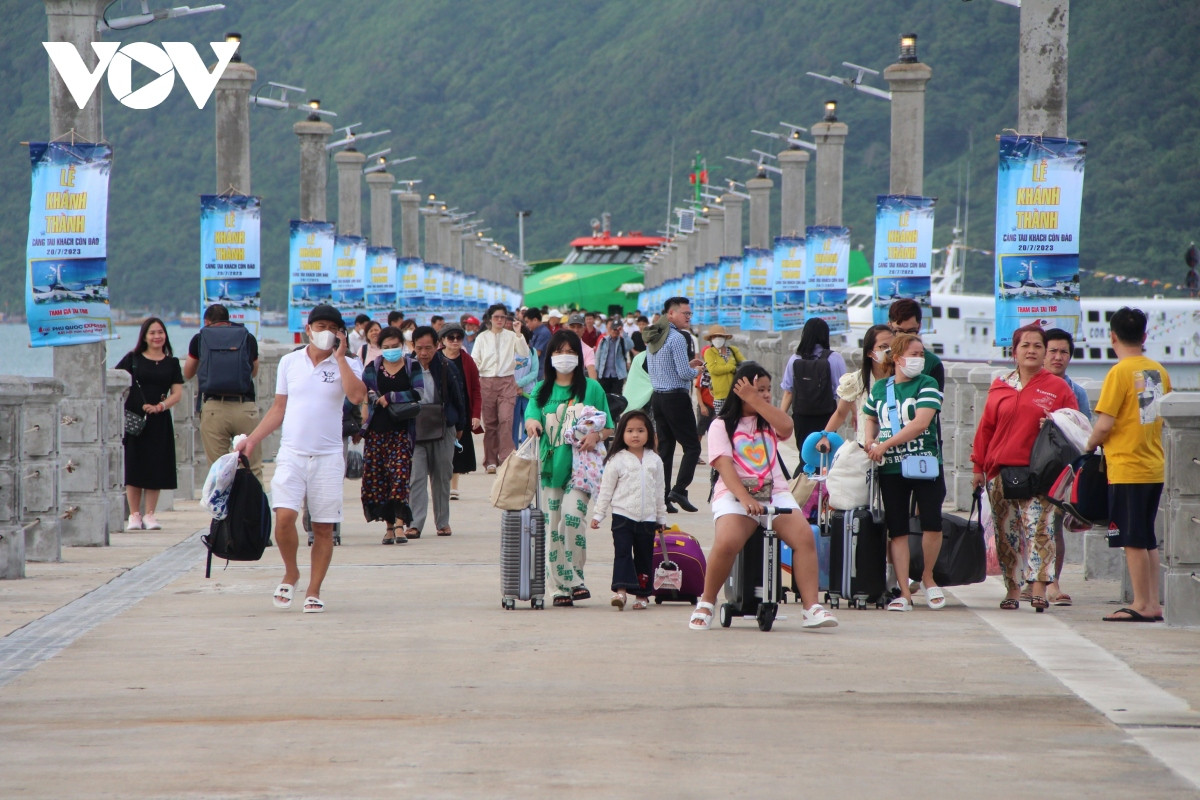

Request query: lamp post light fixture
[
  {"left": 824, "top": 100, "right": 838, "bottom": 122},
  {"left": 99, "top": 1, "right": 226, "bottom": 31},
  {"left": 225, "top": 31, "right": 241, "bottom": 61},
  {"left": 899, "top": 33, "right": 919, "bottom": 63}
]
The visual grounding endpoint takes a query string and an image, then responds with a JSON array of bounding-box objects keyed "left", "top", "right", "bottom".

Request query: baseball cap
[
  {"left": 308, "top": 304, "right": 343, "bottom": 327},
  {"left": 547, "top": 308, "right": 562, "bottom": 319},
  {"left": 464, "top": 316, "right": 480, "bottom": 327},
  {"left": 568, "top": 312, "right": 586, "bottom": 326}
]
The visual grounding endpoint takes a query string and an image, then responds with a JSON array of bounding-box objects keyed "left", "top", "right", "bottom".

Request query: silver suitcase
[{"left": 500, "top": 452, "right": 546, "bottom": 610}]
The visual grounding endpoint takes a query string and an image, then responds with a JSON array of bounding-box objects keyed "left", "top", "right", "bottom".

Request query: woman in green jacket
[{"left": 525, "top": 329, "right": 614, "bottom": 606}]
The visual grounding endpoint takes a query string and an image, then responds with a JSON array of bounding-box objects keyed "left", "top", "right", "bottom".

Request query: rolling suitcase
[
  {"left": 651, "top": 529, "right": 707, "bottom": 604},
  {"left": 825, "top": 468, "right": 888, "bottom": 609},
  {"left": 500, "top": 457, "right": 546, "bottom": 610},
  {"left": 719, "top": 507, "right": 791, "bottom": 631}
]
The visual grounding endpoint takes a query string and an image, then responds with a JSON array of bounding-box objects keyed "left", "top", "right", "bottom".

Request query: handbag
[
  {"left": 652, "top": 527, "right": 684, "bottom": 591},
  {"left": 123, "top": 360, "right": 147, "bottom": 437},
  {"left": 344, "top": 440, "right": 364, "bottom": 479},
  {"left": 385, "top": 400, "right": 421, "bottom": 423},
  {"left": 886, "top": 378, "right": 937, "bottom": 481},
  {"left": 490, "top": 434, "right": 540, "bottom": 510},
  {"left": 826, "top": 440, "right": 872, "bottom": 509},
  {"left": 907, "top": 487, "right": 987, "bottom": 586},
  {"left": 999, "top": 465, "right": 1034, "bottom": 500},
  {"left": 738, "top": 430, "right": 777, "bottom": 502},
  {"left": 788, "top": 471, "right": 818, "bottom": 506}
]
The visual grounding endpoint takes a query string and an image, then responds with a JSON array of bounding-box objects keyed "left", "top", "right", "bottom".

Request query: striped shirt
[{"left": 647, "top": 325, "right": 698, "bottom": 391}]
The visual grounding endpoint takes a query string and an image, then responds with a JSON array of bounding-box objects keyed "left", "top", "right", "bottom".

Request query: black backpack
[
  {"left": 202, "top": 457, "right": 272, "bottom": 577},
  {"left": 790, "top": 350, "right": 837, "bottom": 417},
  {"left": 198, "top": 324, "right": 254, "bottom": 397}
]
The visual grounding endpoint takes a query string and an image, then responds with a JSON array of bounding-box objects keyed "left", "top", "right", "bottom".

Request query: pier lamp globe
[
  {"left": 306, "top": 99, "right": 322, "bottom": 121},
  {"left": 899, "top": 33, "right": 918, "bottom": 63},
  {"left": 225, "top": 32, "right": 242, "bottom": 62},
  {"left": 823, "top": 100, "right": 838, "bottom": 122}
]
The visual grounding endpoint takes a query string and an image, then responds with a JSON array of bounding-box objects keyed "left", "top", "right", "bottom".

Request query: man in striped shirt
[{"left": 645, "top": 296, "right": 705, "bottom": 513}]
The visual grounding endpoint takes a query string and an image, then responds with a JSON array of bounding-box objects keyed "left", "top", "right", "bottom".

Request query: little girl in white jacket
[{"left": 590, "top": 410, "right": 668, "bottom": 610}]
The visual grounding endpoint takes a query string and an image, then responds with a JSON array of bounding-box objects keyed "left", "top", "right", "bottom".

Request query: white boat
[{"left": 847, "top": 228, "right": 1200, "bottom": 389}]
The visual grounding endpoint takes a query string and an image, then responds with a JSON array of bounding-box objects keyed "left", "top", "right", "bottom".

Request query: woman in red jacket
[{"left": 971, "top": 325, "right": 1078, "bottom": 611}]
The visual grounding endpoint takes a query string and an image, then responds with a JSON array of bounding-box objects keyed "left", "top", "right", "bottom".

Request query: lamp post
[
  {"left": 214, "top": 32, "right": 255, "bottom": 194},
  {"left": 883, "top": 33, "right": 932, "bottom": 195},
  {"left": 516, "top": 210, "right": 531, "bottom": 264},
  {"left": 812, "top": 100, "right": 848, "bottom": 226},
  {"left": 294, "top": 101, "right": 333, "bottom": 220},
  {"left": 747, "top": 168, "right": 774, "bottom": 250},
  {"left": 1019, "top": 0, "right": 1068, "bottom": 137}
]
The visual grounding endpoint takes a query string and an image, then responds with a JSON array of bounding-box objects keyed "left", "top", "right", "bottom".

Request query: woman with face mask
[
  {"left": 399, "top": 319, "right": 418, "bottom": 355},
  {"left": 359, "top": 326, "right": 417, "bottom": 545},
  {"left": 862, "top": 332, "right": 947, "bottom": 612},
  {"left": 700, "top": 324, "right": 745, "bottom": 417},
  {"left": 524, "top": 330, "right": 614, "bottom": 606},
  {"left": 816, "top": 324, "right": 894, "bottom": 451},
  {"left": 971, "top": 325, "right": 1078, "bottom": 612}
]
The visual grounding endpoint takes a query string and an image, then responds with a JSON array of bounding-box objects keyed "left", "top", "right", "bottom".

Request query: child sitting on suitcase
[
  {"left": 689, "top": 363, "right": 839, "bottom": 631},
  {"left": 591, "top": 409, "right": 668, "bottom": 610}
]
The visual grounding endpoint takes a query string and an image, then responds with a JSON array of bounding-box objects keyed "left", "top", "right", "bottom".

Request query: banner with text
[
  {"left": 717, "top": 255, "right": 743, "bottom": 328},
  {"left": 804, "top": 226, "right": 850, "bottom": 335},
  {"left": 398, "top": 257, "right": 425, "bottom": 322},
  {"left": 872, "top": 195, "right": 934, "bottom": 327},
  {"left": 200, "top": 194, "right": 260, "bottom": 335},
  {"left": 332, "top": 235, "right": 366, "bottom": 323},
  {"left": 26, "top": 141, "right": 114, "bottom": 347},
  {"left": 366, "top": 246, "right": 397, "bottom": 324},
  {"left": 741, "top": 248, "right": 773, "bottom": 331},
  {"left": 288, "top": 220, "right": 335, "bottom": 332},
  {"left": 994, "top": 135, "right": 1085, "bottom": 345},
  {"left": 771, "top": 236, "right": 805, "bottom": 331}
]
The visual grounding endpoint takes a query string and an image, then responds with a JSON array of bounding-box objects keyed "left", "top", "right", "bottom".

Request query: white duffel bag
[{"left": 826, "top": 440, "right": 873, "bottom": 510}]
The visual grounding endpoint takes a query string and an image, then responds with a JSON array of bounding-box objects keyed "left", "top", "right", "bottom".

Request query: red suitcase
[{"left": 651, "top": 528, "right": 707, "bottom": 604}]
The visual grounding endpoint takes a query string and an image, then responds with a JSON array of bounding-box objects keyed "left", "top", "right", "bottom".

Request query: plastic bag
[{"left": 201, "top": 451, "right": 241, "bottom": 520}]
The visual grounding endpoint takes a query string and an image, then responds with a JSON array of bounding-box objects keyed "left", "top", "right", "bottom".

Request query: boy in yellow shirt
[{"left": 1084, "top": 307, "right": 1171, "bottom": 622}]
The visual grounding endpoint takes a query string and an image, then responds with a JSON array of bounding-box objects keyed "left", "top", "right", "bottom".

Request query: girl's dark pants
[{"left": 611, "top": 514, "right": 655, "bottom": 597}]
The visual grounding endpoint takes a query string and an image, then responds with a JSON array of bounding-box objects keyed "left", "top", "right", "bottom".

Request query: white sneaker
[
  {"left": 126, "top": 513, "right": 143, "bottom": 530},
  {"left": 142, "top": 514, "right": 161, "bottom": 530},
  {"left": 802, "top": 603, "right": 839, "bottom": 629}
]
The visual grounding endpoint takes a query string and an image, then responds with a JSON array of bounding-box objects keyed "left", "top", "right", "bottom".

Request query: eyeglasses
[
  {"left": 444, "top": 335, "right": 463, "bottom": 342},
  {"left": 892, "top": 325, "right": 920, "bottom": 335}
]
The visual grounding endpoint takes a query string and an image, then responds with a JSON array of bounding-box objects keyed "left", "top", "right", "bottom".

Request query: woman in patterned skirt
[{"left": 360, "top": 326, "right": 416, "bottom": 545}]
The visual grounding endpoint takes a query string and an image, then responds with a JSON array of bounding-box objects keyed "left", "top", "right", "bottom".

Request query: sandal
[
  {"left": 1019, "top": 588, "right": 1033, "bottom": 603},
  {"left": 1049, "top": 591, "right": 1073, "bottom": 606},
  {"left": 571, "top": 586, "right": 591, "bottom": 602},
  {"left": 926, "top": 586, "right": 946, "bottom": 610},
  {"left": 1000, "top": 598, "right": 1020, "bottom": 610},
  {"left": 302, "top": 596, "right": 325, "bottom": 614},
  {"left": 382, "top": 525, "right": 396, "bottom": 545},
  {"left": 1030, "top": 595, "right": 1049, "bottom": 613},
  {"left": 272, "top": 583, "right": 294, "bottom": 609},
  {"left": 611, "top": 592, "right": 627, "bottom": 610},
  {"left": 887, "top": 596, "right": 913, "bottom": 612},
  {"left": 689, "top": 601, "right": 716, "bottom": 630},
  {"left": 437, "top": 527, "right": 452, "bottom": 536},
  {"left": 403, "top": 527, "right": 420, "bottom": 540},
  {"left": 631, "top": 597, "right": 649, "bottom": 610},
  {"left": 552, "top": 595, "right": 574, "bottom": 607}
]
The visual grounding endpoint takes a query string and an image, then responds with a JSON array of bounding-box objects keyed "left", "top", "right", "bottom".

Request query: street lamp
[
  {"left": 516, "top": 209, "right": 531, "bottom": 263},
  {"left": 99, "top": 1, "right": 225, "bottom": 31},
  {"left": 823, "top": 100, "right": 838, "bottom": 122},
  {"left": 899, "top": 33, "right": 919, "bottom": 63}
]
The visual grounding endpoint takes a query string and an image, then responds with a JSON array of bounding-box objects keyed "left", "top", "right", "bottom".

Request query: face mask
[
  {"left": 551, "top": 354, "right": 579, "bottom": 373},
  {"left": 712, "top": 337, "right": 727, "bottom": 348},
  {"left": 899, "top": 358, "right": 924, "bottom": 379},
  {"left": 381, "top": 347, "right": 405, "bottom": 362},
  {"left": 403, "top": 330, "right": 414, "bottom": 342},
  {"left": 871, "top": 349, "right": 889, "bottom": 364},
  {"left": 310, "top": 330, "right": 336, "bottom": 351}
]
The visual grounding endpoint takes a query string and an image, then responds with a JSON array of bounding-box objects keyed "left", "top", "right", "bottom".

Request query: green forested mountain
[{"left": 2, "top": 0, "right": 1198, "bottom": 317}]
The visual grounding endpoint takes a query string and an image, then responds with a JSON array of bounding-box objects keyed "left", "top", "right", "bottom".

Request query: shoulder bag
[
  {"left": 886, "top": 378, "right": 937, "bottom": 481},
  {"left": 413, "top": 362, "right": 449, "bottom": 441},
  {"left": 123, "top": 359, "right": 148, "bottom": 437}
]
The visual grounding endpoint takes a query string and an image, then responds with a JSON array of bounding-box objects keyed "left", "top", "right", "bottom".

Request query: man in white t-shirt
[{"left": 236, "top": 304, "right": 366, "bottom": 614}]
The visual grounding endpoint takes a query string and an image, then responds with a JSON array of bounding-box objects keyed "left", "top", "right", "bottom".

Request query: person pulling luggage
[{"left": 688, "top": 363, "right": 838, "bottom": 631}]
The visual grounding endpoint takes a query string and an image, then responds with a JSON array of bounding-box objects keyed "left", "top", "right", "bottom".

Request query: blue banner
[
  {"left": 994, "top": 135, "right": 1085, "bottom": 345},
  {"left": 772, "top": 236, "right": 805, "bottom": 331},
  {"left": 805, "top": 226, "right": 850, "bottom": 335},
  {"left": 741, "top": 248, "right": 773, "bottom": 331},
  {"left": 26, "top": 142, "right": 114, "bottom": 347},
  {"left": 365, "top": 246, "right": 397, "bottom": 325},
  {"left": 288, "top": 220, "right": 335, "bottom": 332},
  {"left": 332, "top": 236, "right": 366, "bottom": 318},
  {"left": 424, "top": 264, "right": 443, "bottom": 316},
  {"left": 717, "top": 255, "right": 743, "bottom": 328},
  {"left": 200, "top": 194, "right": 260, "bottom": 335},
  {"left": 872, "top": 195, "right": 935, "bottom": 327},
  {"left": 398, "top": 257, "right": 425, "bottom": 322}
]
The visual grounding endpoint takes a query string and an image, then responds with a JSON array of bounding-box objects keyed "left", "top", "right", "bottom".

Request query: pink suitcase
[{"left": 651, "top": 529, "right": 707, "bottom": 604}]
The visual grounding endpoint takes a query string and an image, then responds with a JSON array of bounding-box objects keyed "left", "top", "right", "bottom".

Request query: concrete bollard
[{"left": 1156, "top": 392, "right": 1200, "bottom": 626}]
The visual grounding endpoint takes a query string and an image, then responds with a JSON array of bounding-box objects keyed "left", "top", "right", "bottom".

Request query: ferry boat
[{"left": 847, "top": 228, "right": 1200, "bottom": 388}]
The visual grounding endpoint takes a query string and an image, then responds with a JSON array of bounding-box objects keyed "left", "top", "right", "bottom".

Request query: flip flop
[
  {"left": 302, "top": 596, "right": 325, "bottom": 614},
  {"left": 1102, "top": 607, "right": 1157, "bottom": 622},
  {"left": 1049, "top": 591, "right": 1073, "bottom": 606},
  {"left": 925, "top": 586, "right": 946, "bottom": 610},
  {"left": 272, "top": 583, "right": 294, "bottom": 609}
]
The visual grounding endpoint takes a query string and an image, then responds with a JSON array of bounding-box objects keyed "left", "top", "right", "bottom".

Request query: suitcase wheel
[
  {"left": 532, "top": 598, "right": 544, "bottom": 610},
  {"left": 756, "top": 603, "right": 777, "bottom": 632},
  {"left": 502, "top": 598, "right": 515, "bottom": 610},
  {"left": 718, "top": 603, "right": 734, "bottom": 628},
  {"left": 654, "top": 597, "right": 664, "bottom": 605}
]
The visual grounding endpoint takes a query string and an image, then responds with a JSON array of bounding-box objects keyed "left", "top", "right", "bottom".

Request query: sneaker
[
  {"left": 126, "top": 513, "right": 143, "bottom": 530},
  {"left": 450, "top": 490, "right": 459, "bottom": 500},
  {"left": 802, "top": 603, "right": 839, "bottom": 629},
  {"left": 142, "top": 514, "right": 161, "bottom": 530}
]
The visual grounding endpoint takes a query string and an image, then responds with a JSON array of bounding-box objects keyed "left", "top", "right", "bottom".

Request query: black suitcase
[
  {"left": 719, "top": 508, "right": 790, "bottom": 631},
  {"left": 825, "top": 469, "right": 888, "bottom": 609}
]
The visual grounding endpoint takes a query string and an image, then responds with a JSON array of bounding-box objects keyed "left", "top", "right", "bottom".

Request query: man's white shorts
[
  {"left": 711, "top": 491, "right": 800, "bottom": 520},
  {"left": 270, "top": 445, "right": 345, "bottom": 523}
]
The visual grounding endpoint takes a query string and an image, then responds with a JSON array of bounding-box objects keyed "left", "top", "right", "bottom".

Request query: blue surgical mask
[{"left": 381, "top": 347, "right": 405, "bottom": 362}]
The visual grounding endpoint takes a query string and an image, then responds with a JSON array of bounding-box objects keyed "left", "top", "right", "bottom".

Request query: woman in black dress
[
  {"left": 116, "top": 317, "right": 183, "bottom": 530},
  {"left": 360, "top": 326, "right": 416, "bottom": 545}
]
